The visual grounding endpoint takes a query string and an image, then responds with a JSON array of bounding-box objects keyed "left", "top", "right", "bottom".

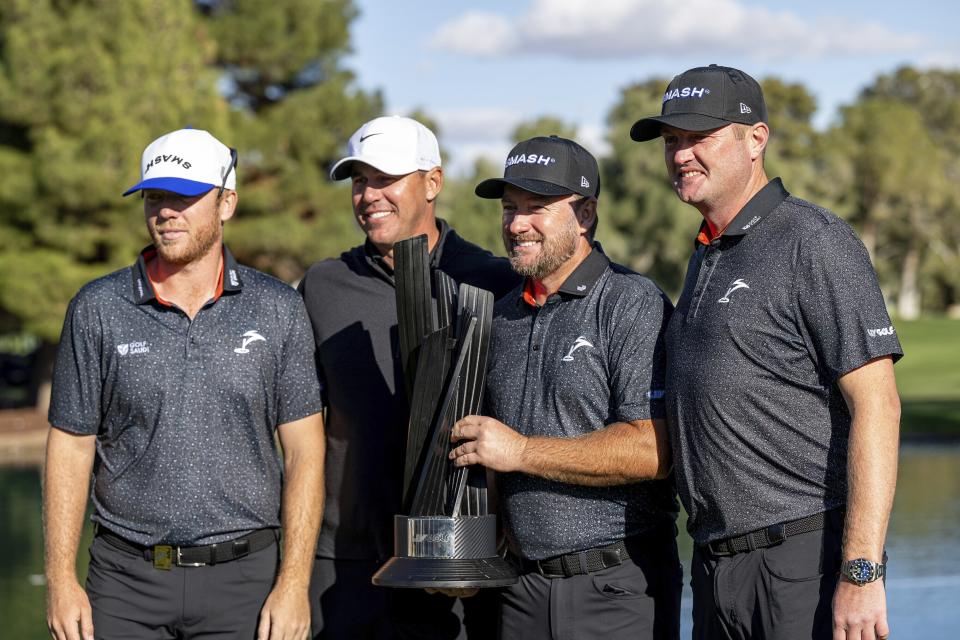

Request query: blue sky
[{"left": 344, "top": 0, "right": 960, "bottom": 174}]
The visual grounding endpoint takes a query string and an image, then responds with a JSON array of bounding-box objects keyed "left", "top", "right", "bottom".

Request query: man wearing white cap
[
  {"left": 44, "top": 128, "right": 325, "bottom": 640},
  {"left": 298, "top": 116, "right": 519, "bottom": 638}
]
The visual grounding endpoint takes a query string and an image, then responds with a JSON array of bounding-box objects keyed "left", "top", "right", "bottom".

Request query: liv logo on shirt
[
  {"left": 562, "top": 336, "right": 594, "bottom": 362},
  {"left": 234, "top": 330, "right": 266, "bottom": 354},
  {"left": 718, "top": 279, "right": 750, "bottom": 303}
]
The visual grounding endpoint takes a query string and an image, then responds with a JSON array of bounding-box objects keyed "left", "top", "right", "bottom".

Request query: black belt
[
  {"left": 705, "top": 511, "right": 829, "bottom": 556},
  {"left": 521, "top": 539, "right": 627, "bottom": 579},
  {"left": 97, "top": 527, "right": 277, "bottom": 570}
]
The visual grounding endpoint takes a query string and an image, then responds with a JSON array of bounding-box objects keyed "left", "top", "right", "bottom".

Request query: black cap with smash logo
[
  {"left": 630, "top": 64, "right": 767, "bottom": 142},
  {"left": 475, "top": 135, "right": 600, "bottom": 199}
]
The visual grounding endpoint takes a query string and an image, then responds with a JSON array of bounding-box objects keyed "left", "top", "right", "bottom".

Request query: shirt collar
[
  {"left": 695, "top": 177, "right": 789, "bottom": 246},
  {"left": 131, "top": 245, "right": 241, "bottom": 305},
  {"left": 519, "top": 244, "right": 610, "bottom": 307}
]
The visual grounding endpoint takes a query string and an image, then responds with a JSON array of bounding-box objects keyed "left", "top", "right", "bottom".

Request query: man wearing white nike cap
[
  {"left": 45, "top": 128, "right": 325, "bottom": 640},
  {"left": 299, "top": 116, "right": 518, "bottom": 638}
]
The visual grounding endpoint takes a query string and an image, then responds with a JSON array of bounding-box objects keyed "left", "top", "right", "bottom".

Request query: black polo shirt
[
  {"left": 48, "top": 246, "right": 323, "bottom": 546},
  {"left": 665, "top": 179, "right": 904, "bottom": 545},
  {"left": 298, "top": 219, "right": 520, "bottom": 561},
  {"left": 484, "top": 248, "right": 677, "bottom": 561}
]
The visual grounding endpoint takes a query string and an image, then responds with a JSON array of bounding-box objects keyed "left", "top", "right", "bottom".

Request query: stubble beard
[
  {"left": 504, "top": 217, "right": 579, "bottom": 281},
  {"left": 150, "top": 213, "right": 222, "bottom": 266}
]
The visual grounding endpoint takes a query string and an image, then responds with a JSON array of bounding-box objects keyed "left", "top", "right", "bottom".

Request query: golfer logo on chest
[
  {"left": 562, "top": 336, "right": 594, "bottom": 362},
  {"left": 718, "top": 279, "right": 750, "bottom": 304}
]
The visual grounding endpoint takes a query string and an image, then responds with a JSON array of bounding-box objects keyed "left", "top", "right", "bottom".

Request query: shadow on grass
[{"left": 901, "top": 399, "right": 960, "bottom": 439}]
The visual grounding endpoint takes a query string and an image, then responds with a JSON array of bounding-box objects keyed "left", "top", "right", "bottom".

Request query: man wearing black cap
[
  {"left": 631, "top": 65, "right": 903, "bottom": 640},
  {"left": 298, "top": 116, "right": 518, "bottom": 639},
  {"left": 450, "top": 135, "right": 681, "bottom": 639}
]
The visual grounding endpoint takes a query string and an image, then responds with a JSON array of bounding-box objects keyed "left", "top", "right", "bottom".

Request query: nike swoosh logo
[{"left": 360, "top": 133, "right": 382, "bottom": 142}]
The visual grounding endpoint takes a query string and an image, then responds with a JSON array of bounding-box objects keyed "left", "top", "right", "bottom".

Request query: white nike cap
[
  {"left": 330, "top": 116, "right": 441, "bottom": 181},
  {"left": 123, "top": 128, "right": 236, "bottom": 196}
]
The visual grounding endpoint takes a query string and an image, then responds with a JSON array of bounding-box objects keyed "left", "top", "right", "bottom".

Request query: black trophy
[{"left": 371, "top": 235, "right": 518, "bottom": 589}]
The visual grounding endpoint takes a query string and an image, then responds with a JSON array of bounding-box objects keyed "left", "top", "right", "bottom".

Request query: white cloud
[
  {"left": 428, "top": 0, "right": 924, "bottom": 60},
  {"left": 433, "top": 107, "right": 524, "bottom": 142},
  {"left": 577, "top": 122, "right": 610, "bottom": 158}
]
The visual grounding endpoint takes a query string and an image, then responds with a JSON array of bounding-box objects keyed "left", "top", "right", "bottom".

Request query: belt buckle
[
  {"left": 153, "top": 545, "right": 173, "bottom": 570},
  {"left": 176, "top": 546, "right": 207, "bottom": 567},
  {"left": 765, "top": 523, "right": 785, "bottom": 547},
  {"left": 535, "top": 559, "right": 556, "bottom": 578},
  {"left": 707, "top": 540, "right": 733, "bottom": 557}
]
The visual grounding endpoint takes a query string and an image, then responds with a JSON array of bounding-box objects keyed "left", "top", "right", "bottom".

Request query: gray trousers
[
  {"left": 500, "top": 527, "right": 683, "bottom": 640},
  {"left": 691, "top": 510, "right": 844, "bottom": 640},
  {"left": 86, "top": 535, "right": 278, "bottom": 639}
]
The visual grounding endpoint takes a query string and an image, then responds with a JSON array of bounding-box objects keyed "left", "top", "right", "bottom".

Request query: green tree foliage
[
  {"left": 601, "top": 79, "right": 696, "bottom": 295},
  {"left": 833, "top": 96, "right": 951, "bottom": 318},
  {"left": 855, "top": 67, "right": 960, "bottom": 314},
  {"left": 511, "top": 116, "right": 578, "bottom": 143},
  {"left": 0, "top": 0, "right": 380, "bottom": 405},
  {"left": 200, "top": 0, "right": 382, "bottom": 280},
  {"left": 436, "top": 156, "right": 506, "bottom": 255},
  {"left": 0, "top": 0, "right": 227, "bottom": 341}
]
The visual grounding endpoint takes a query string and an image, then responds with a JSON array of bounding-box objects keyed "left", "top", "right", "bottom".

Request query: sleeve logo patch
[{"left": 867, "top": 325, "right": 896, "bottom": 337}]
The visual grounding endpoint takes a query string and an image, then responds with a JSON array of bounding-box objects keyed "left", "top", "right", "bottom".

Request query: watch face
[{"left": 848, "top": 559, "right": 875, "bottom": 584}]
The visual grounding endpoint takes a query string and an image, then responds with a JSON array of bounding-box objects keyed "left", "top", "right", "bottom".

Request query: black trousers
[
  {"left": 692, "top": 510, "right": 845, "bottom": 640},
  {"left": 86, "top": 534, "right": 278, "bottom": 639},
  {"left": 309, "top": 557, "right": 500, "bottom": 639},
  {"left": 500, "top": 526, "right": 683, "bottom": 640}
]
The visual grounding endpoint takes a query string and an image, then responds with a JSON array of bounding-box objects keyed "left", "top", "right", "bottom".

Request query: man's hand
[
  {"left": 450, "top": 415, "right": 527, "bottom": 472},
  {"left": 46, "top": 579, "right": 94, "bottom": 640},
  {"left": 832, "top": 578, "right": 889, "bottom": 640},
  {"left": 257, "top": 580, "right": 311, "bottom": 640}
]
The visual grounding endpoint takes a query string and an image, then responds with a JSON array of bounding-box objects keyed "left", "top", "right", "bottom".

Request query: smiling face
[
  {"left": 500, "top": 186, "right": 593, "bottom": 282},
  {"left": 662, "top": 123, "right": 767, "bottom": 222},
  {"left": 143, "top": 188, "right": 234, "bottom": 266},
  {"left": 350, "top": 162, "right": 442, "bottom": 259}
]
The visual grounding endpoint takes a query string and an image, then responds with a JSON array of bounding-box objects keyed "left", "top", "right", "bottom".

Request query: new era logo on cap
[
  {"left": 123, "top": 128, "right": 236, "bottom": 197},
  {"left": 630, "top": 64, "right": 768, "bottom": 142},
  {"left": 475, "top": 135, "right": 600, "bottom": 200},
  {"left": 330, "top": 116, "right": 441, "bottom": 181}
]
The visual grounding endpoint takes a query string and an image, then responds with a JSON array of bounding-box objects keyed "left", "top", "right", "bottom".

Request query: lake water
[{"left": 2, "top": 442, "right": 958, "bottom": 638}]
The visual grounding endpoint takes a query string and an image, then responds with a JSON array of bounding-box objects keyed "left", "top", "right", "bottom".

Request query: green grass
[{"left": 894, "top": 317, "right": 960, "bottom": 437}]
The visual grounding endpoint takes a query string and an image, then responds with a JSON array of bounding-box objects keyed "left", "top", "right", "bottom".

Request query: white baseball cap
[
  {"left": 330, "top": 116, "right": 441, "bottom": 181},
  {"left": 123, "top": 128, "right": 237, "bottom": 197}
]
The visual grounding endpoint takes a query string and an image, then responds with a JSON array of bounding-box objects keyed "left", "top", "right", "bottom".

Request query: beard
[
  {"left": 503, "top": 216, "right": 579, "bottom": 281},
  {"left": 148, "top": 212, "right": 222, "bottom": 265}
]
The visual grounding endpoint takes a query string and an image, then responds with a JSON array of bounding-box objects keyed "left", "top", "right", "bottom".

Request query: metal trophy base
[{"left": 372, "top": 515, "right": 518, "bottom": 588}]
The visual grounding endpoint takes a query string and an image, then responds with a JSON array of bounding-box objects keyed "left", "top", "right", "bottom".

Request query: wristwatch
[{"left": 840, "top": 556, "right": 887, "bottom": 586}]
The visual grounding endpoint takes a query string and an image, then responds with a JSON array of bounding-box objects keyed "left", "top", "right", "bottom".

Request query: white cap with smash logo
[{"left": 123, "top": 128, "right": 236, "bottom": 197}]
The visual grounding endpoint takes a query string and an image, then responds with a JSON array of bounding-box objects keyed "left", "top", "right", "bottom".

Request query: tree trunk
[
  {"left": 30, "top": 340, "right": 56, "bottom": 415},
  {"left": 898, "top": 242, "right": 921, "bottom": 320},
  {"left": 861, "top": 219, "right": 877, "bottom": 265}
]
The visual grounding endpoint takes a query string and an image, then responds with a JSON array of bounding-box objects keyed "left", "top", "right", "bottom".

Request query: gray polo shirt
[
  {"left": 485, "top": 248, "right": 678, "bottom": 561},
  {"left": 48, "top": 246, "right": 323, "bottom": 546},
  {"left": 665, "top": 179, "right": 903, "bottom": 545}
]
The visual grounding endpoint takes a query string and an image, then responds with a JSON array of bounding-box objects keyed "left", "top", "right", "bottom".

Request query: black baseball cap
[
  {"left": 475, "top": 135, "right": 600, "bottom": 199},
  {"left": 630, "top": 64, "right": 767, "bottom": 142}
]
